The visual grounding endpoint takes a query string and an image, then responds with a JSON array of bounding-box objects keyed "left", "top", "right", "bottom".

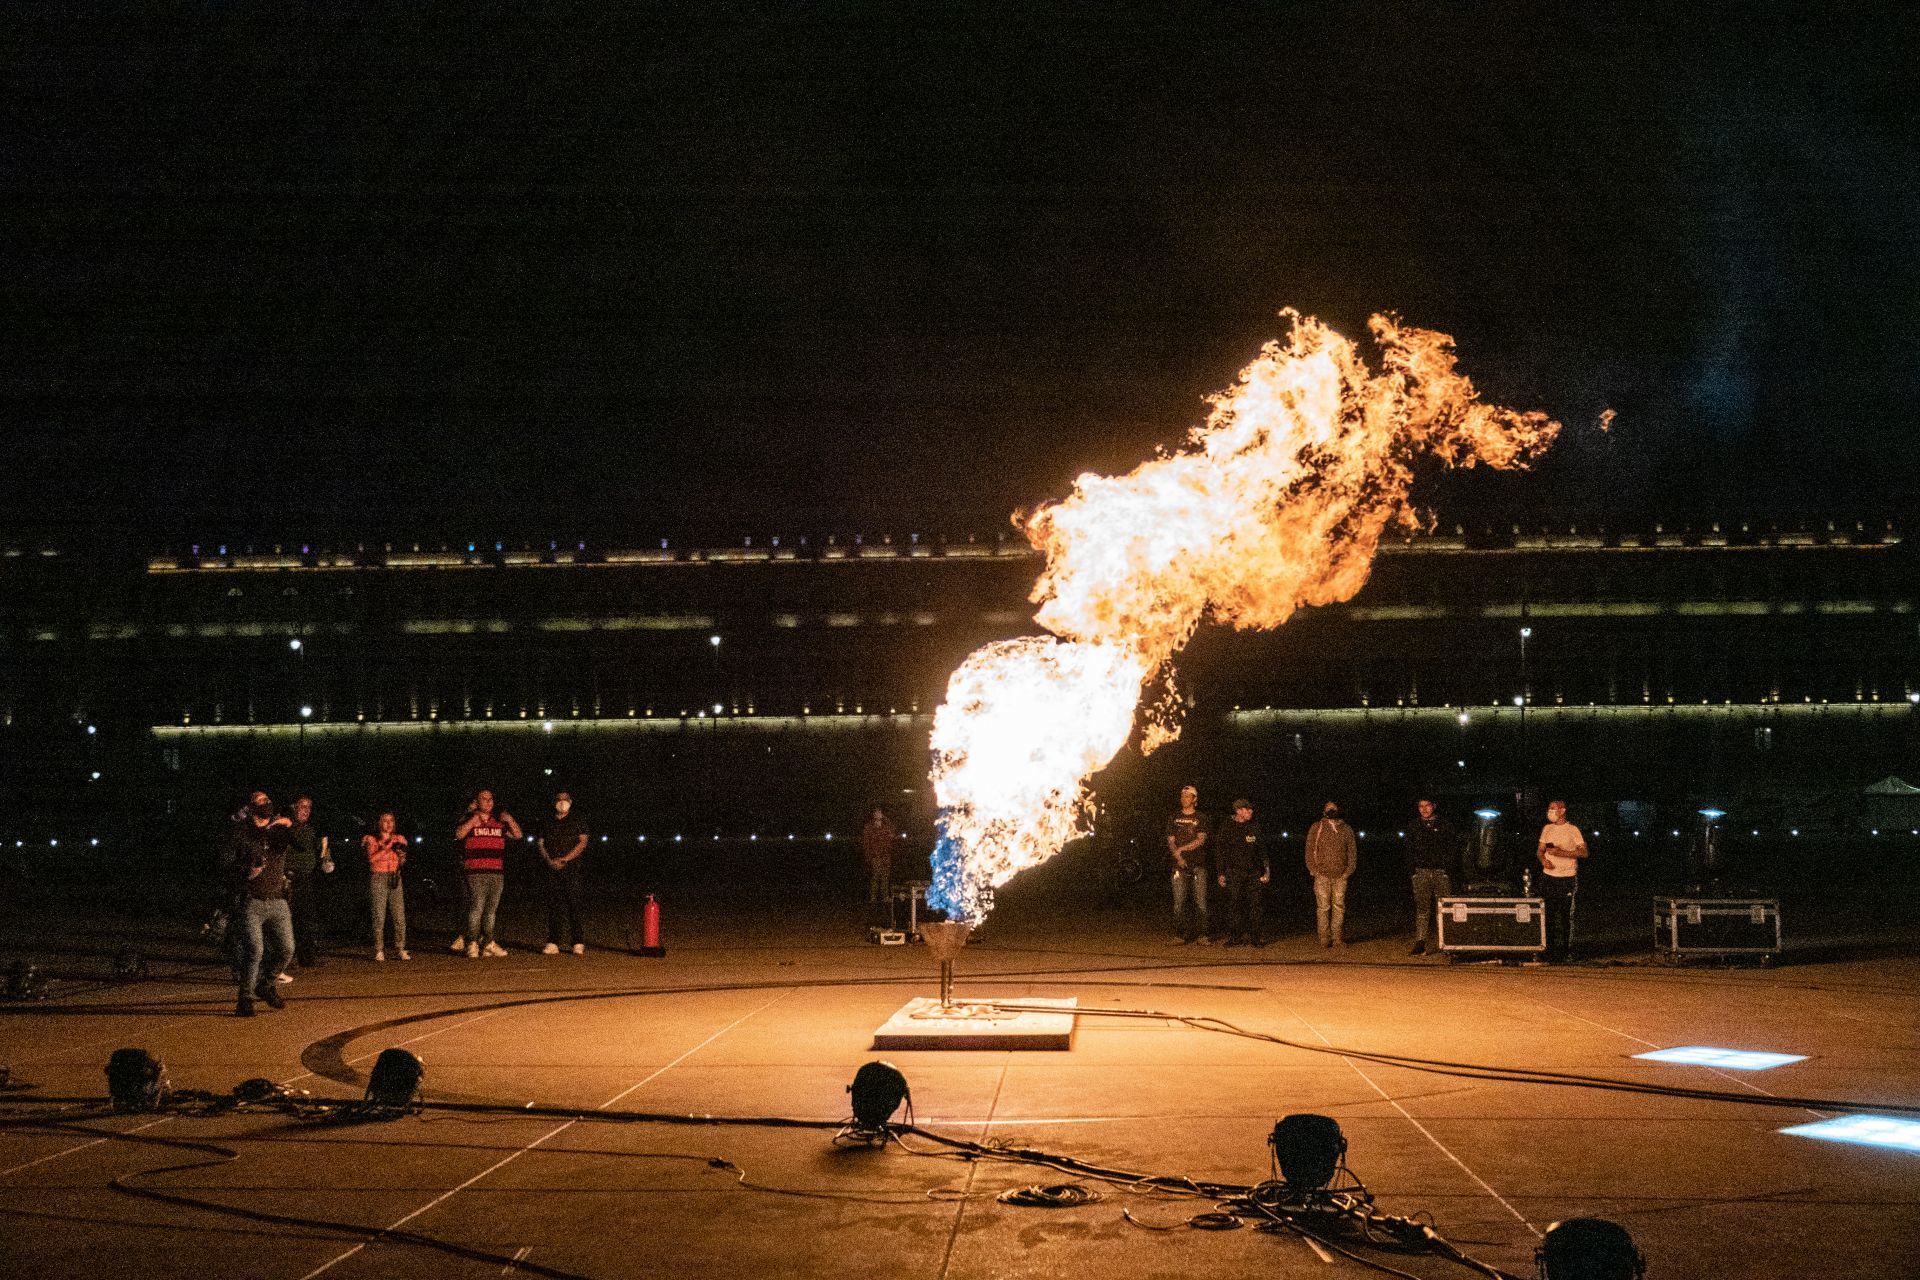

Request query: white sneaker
[
  {"left": 541, "top": 942, "right": 560, "bottom": 955},
  {"left": 483, "top": 941, "right": 509, "bottom": 958},
  {"left": 374, "top": 951, "right": 386, "bottom": 963},
  {"left": 275, "top": 972, "right": 294, "bottom": 984},
  {"left": 397, "top": 950, "right": 410, "bottom": 961},
  {"left": 466, "top": 942, "right": 480, "bottom": 959},
  {"left": 571, "top": 943, "right": 585, "bottom": 956},
  {"left": 449, "top": 936, "right": 467, "bottom": 954}
]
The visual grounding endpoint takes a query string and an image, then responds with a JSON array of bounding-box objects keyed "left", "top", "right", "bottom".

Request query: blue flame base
[{"left": 928, "top": 818, "right": 992, "bottom": 924}]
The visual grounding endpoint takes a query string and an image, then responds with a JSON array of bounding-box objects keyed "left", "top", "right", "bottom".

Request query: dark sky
[{"left": 5, "top": 2, "right": 1915, "bottom": 547}]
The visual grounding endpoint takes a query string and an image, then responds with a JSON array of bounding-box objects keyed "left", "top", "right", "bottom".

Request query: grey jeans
[
  {"left": 370, "top": 871, "right": 406, "bottom": 951},
  {"left": 464, "top": 872, "right": 504, "bottom": 946},
  {"left": 1411, "top": 868, "right": 1452, "bottom": 943}
]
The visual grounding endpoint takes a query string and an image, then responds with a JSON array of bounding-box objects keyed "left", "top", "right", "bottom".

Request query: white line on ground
[
  {"left": 1281, "top": 1001, "right": 1542, "bottom": 1238},
  {"left": 294, "top": 988, "right": 793, "bottom": 1280}
]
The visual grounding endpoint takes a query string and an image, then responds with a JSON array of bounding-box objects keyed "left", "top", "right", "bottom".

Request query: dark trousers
[
  {"left": 1539, "top": 874, "right": 1577, "bottom": 959},
  {"left": 1221, "top": 874, "right": 1265, "bottom": 942},
  {"left": 288, "top": 869, "right": 325, "bottom": 965},
  {"left": 544, "top": 863, "right": 585, "bottom": 946}
]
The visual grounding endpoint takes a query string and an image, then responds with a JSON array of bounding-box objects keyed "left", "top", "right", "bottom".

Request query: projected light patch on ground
[
  {"left": 1779, "top": 1116, "right": 1920, "bottom": 1154},
  {"left": 1634, "top": 1046, "right": 1809, "bottom": 1070}
]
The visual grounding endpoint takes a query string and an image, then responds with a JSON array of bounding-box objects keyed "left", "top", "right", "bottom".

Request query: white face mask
[{"left": 555, "top": 800, "right": 571, "bottom": 817}]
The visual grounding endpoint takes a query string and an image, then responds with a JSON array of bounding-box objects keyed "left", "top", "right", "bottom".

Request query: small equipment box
[
  {"left": 1653, "top": 896, "right": 1780, "bottom": 962},
  {"left": 1436, "top": 896, "right": 1546, "bottom": 955}
]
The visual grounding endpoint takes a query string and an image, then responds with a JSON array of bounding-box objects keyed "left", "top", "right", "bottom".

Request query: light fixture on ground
[
  {"left": 840, "top": 1061, "right": 910, "bottom": 1143},
  {"left": 365, "top": 1048, "right": 425, "bottom": 1111},
  {"left": 1268, "top": 1113, "right": 1347, "bottom": 1196},
  {"left": 106, "top": 1048, "right": 169, "bottom": 1111},
  {"left": 1536, "top": 1217, "right": 1645, "bottom": 1279}
]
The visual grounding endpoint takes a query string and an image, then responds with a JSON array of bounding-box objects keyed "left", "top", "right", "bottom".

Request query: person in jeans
[
  {"left": 1535, "top": 799, "right": 1588, "bottom": 962},
  {"left": 1166, "top": 785, "right": 1212, "bottom": 944},
  {"left": 1305, "top": 800, "right": 1357, "bottom": 949},
  {"left": 538, "top": 791, "right": 588, "bottom": 954},
  {"left": 1215, "top": 799, "right": 1270, "bottom": 947},
  {"left": 454, "top": 789, "right": 521, "bottom": 958},
  {"left": 225, "top": 796, "right": 294, "bottom": 1016},
  {"left": 363, "top": 811, "right": 409, "bottom": 961},
  {"left": 285, "top": 796, "right": 335, "bottom": 968},
  {"left": 1405, "top": 797, "right": 1459, "bottom": 956}
]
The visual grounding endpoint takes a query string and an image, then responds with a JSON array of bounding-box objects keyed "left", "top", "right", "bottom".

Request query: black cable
[
  {"left": 996, "top": 1182, "right": 1100, "bottom": 1207},
  {"left": 22, "top": 1119, "right": 593, "bottom": 1279},
  {"left": 976, "top": 1000, "right": 1920, "bottom": 1116}
]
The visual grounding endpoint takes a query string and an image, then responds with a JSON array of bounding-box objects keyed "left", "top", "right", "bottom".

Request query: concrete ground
[{"left": 2, "top": 886, "right": 1917, "bottom": 1279}]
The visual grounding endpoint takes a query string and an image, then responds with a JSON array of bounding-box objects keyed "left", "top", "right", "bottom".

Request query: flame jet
[{"left": 927, "top": 312, "right": 1561, "bottom": 923}]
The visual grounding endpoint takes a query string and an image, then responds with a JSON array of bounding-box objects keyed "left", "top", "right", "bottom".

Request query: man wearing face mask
[
  {"left": 538, "top": 791, "right": 589, "bottom": 955},
  {"left": 1304, "top": 801, "right": 1357, "bottom": 950}
]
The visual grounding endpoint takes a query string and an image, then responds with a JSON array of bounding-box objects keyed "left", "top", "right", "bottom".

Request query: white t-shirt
[{"left": 1537, "top": 821, "right": 1585, "bottom": 877}]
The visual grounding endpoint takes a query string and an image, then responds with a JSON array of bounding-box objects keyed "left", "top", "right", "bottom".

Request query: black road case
[
  {"left": 1653, "top": 896, "right": 1781, "bottom": 961},
  {"left": 1436, "top": 896, "right": 1547, "bottom": 954}
]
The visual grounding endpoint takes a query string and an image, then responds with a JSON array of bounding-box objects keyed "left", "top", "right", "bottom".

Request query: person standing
[
  {"left": 225, "top": 796, "right": 294, "bottom": 1016},
  {"left": 862, "top": 807, "right": 899, "bottom": 907},
  {"left": 363, "top": 811, "right": 409, "bottom": 961},
  {"left": 285, "top": 796, "right": 334, "bottom": 968},
  {"left": 538, "top": 791, "right": 588, "bottom": 955},
  {"left": 1215, "top": 799, "right": 1270, "bottom": 947},
  {"left": 1535, "top": 799, "right": 1588, "bottom": 963},
  {"left": 1166, "top": 785, "right": 1212, "bottom": 944},
  {"left": 454, "top": 789, "right": 520, "bottom": 958},
  {"left": 1305, "top": 800, "right": 1357, "bottom": 949},
  {"left": 1405, "top": 798, "right": 1458, "bottom": 956}
]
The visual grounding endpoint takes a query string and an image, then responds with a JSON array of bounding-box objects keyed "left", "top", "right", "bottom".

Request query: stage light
[
  {"left": 1269, "top": 1113, "right": 1346, "bottom": 1193},
  {"left": 366, "top": 1048, "right": 425, "bottom": 1110},
  {"left": 1537, "top": 1218, "right": 1645, "bottom": 1280},
  {"left": 5, "top": 962, "right": 50, "bottom": 1000},
  {"left": 111, "top": 947, "right": 150, "bottom": 981},
  {"left": 1780, "top": 1114, "right": 1920, "bottom": 1153},
  {"left": 847, "top": 1061, "right": 910, "bottom": 1132},
  {"left": 106, "top": 1048, "right": 169, "bottom": 1111},
  {"left": 1634, "top": 1046, "right": 1805, "bottom": 1070}
]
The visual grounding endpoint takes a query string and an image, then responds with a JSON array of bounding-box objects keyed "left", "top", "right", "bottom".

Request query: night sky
[{"left": 6, "top": 3, "right": 1914, "bottom": 547}]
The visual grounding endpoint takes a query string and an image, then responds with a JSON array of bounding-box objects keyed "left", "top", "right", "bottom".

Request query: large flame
[{"left": 927, "top": 312, "right": 1560, "bottom": 922}]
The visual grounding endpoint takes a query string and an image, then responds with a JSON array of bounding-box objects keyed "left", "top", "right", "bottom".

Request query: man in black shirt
[
  {"left": 1166, "top": 785, "right": 1212, "bottom": 944},
  {"left": 285, "top": 795, "right": 334, "bottom": 968},
  {"left": 1405, "top": 798, "right": 1460, "bottom": 956},
  {"left": 1215, "top": 799, "right": 1271, "bottom": 947},
  {"left": 224, "top": 795, "right": 295, "bottom": 1016},
  {"left": 538, "top": 791, "right": 589, "bottom": 954}
]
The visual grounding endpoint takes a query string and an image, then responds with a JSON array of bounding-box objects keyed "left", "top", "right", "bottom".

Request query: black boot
[{"left": 236, "top": 995, "right": 255, "bottom": 1017}]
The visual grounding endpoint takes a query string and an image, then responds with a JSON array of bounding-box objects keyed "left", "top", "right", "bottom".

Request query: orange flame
[{"left": 928, "top": 312, "right": 1559, "bottom": 921}]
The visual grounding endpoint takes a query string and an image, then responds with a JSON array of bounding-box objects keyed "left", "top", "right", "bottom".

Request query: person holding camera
[{"left": 1535, "top": 799, "right": 1588, "bottom": 963}]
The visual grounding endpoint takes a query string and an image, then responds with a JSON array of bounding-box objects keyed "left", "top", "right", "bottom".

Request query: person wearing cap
[
  {"left": 538, "top": 791, "right": 589, "bottom": 955},
  {"left": 1166, "top": 785, "right": 1212, "bottom": 943},
  {"left": 1214, "top": 799, "right": 1270, "bottom": 947},
  {"left": 1305, "top": 800, "right": 1357, "bottom": 949}
]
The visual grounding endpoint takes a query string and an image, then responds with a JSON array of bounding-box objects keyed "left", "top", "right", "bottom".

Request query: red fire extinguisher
[{"left": 638, "top": 893, "right": 665, "bottom": 957}]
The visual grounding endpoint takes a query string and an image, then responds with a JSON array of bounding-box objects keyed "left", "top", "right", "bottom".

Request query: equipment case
[
  {"left": 1653, "top": 896, "right": 1780, "bottom": 960},
  {"left": 1436, "top": 896, "right": 1546, "bottom": 954}
]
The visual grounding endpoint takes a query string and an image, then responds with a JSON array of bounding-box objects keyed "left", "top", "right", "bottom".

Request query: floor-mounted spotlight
[
  {"left": 106, "top": 1049, "right": 169, "bottom": 1111},
  {"left": 112, "top": 946, "right": 150, "bottom": 982},
  {"left": 1537, "top": 1217, "right": 1646, "bottom": 1280},
  {"left": 838, "top": 1062, "right": 910, "bottom": 1144},
  {"left": 365, "top": 1048, "right": 425, "bottom": 1112},
  {"left": 5, "top": 961, "right": 50, "bottom": 1001},
  {"left": 1269, "top": 1113, "right": 1347, "bottom": 1196}
]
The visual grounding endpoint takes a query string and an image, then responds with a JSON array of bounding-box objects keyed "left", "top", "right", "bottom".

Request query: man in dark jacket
[
  {"left": 285, "top": 795, "right": 334, "bottom": 968},
  {"left": 1214, "top": 799, "right": 1270, "bottom": 947},
  {"left": 225, "top": 795, "right": 295, "bottom": 1017},
  {"left": 1405, "top": 798, "right": 1460, "bottom": 956}
]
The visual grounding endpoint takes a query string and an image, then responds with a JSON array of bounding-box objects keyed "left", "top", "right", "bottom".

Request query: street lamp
[{"left": 1517, "top": 624, "right": 1532, "bottom": 810}]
